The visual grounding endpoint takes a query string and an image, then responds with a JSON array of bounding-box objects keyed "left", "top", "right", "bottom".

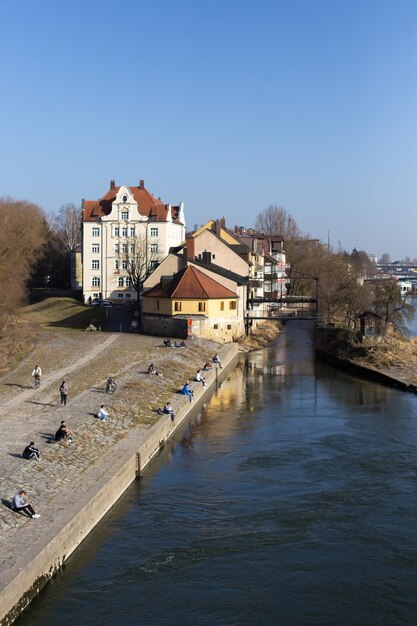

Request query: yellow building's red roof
[{"left": 145, "top": 266, "right": 237, "bottom": 299}]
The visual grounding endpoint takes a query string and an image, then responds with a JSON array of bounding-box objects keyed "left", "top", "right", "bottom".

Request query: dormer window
[{"left": 121, "top": 210, "right": 129, "bottom": 220}]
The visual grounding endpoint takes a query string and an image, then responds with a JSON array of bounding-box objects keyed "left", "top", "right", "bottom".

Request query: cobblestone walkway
[{"left": 0, "top": 331, "right": 218, "bottom": 575}]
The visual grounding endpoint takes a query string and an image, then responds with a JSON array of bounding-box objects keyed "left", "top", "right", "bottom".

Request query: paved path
[{"left": 0, "top": 334, "right": 119, "bottom": 412}]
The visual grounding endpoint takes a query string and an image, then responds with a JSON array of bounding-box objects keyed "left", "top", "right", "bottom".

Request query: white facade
[{"left": 82, "top": 184, "right": 186, "bottom": 303}]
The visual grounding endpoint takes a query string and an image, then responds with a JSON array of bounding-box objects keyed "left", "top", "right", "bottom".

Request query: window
[
  {"left": 198, "top": 302, "right": 206, "bottom": 312},
  {"left": 122, "top": 260, "right": 128, "bottom": 269},
  {"left": 229, "top": 301, "right": 237, "bottom": 310},
  {"left": 156, "top": 300, "right": 160, "bottom": 310},
  {"left": 227, "top": 324, "right": 232, "bottom": 330},
  {"left": 150, "top": 260, "right": 159, "bottom": 270},
  {"left": 220, "top": 301, "right": 224, "bottom": 311},
  {"left": 114, "top": 227, "right": 119, "bottom": 236},
  {"left": 130, "top": 245, "right": 135, "bottom": 255},
  {"left": 121, "top": 211, "right": 129, "bottom": 220},
  {"left": 118, "top": 277, "right": 124, "bottom": 287},
  {"left": 174, "top": 302, "right": 182, "bottom": 312},
  {"left": 125, "top": 293, "right": 131, "bottom": 298},
  {"left": 150, "top": 243, "right": 158, "bottom": 253},
  {"left": 114, "top": 244, "right": 120, "bottom": 254},
  {"left": 118, "top": 293, "right": 124, "bottom": 298},
  {"left": 130, "top": 227, "right": 135, "bottom": 237},
  {"left": 122, "top": 195, "right": 127, "bottom": 202},
  {"left": 92, "top": 227, "right": 99, "bottom": 237},
  {"left": 122, "top": 227, "right": 128, "bottom": 236},
  {"left": 115, "top": 259, "right": 119, "bottom": 270},
  {"left": 214, "top": 324, "right": 218, "bottom": 329},
  {"left": 92, "top": 244, "right": 99, "bottom": 253},
  {"left": 92, "top": 277, "right": 100, "bottom": 287},
  {"left": 150, "top": 227, "right": 158, "bottom": 237},
  {"left": 122, "top": 244, "right": 128, "bottom": 254},
  {"left": 126, "top": 277, "right": 131, "bottom": 287},
  {"left": 91, "top": 260, "right": 99, "bottom": 269}
]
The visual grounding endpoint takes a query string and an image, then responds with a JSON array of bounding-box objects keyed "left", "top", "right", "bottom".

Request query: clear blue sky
[{"left": 1, "top": 0, "right": 416, "bottom": 260}]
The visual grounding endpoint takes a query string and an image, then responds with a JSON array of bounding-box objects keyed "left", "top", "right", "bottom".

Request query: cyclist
[
  {"left": 32, "top": 365, "right": 42, "bottom": 386},
  {"left": 106, "top": 376, "right": 116, "bottom": 394}
]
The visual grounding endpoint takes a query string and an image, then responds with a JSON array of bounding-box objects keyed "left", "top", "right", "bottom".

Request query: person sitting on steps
[
  {"left": 12, "top": 490, "right": 41, "bottom": 518},
  {"left": 148, "top": 363, "right": 163, "bottom": 377},
  {"left": 22, "top": 442, "right": 41, "bottom": 461},
  {"left": 55, "top": 421, "right": 73, "bottom": 444},
  {"left": 97, "top": 405, "right": 109, "bottom": 421}
]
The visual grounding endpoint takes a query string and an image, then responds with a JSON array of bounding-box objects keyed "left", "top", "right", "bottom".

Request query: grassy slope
[
  {"left": 0, "top": 297, "right": 107, "bottom": 374},
  {"left": 20, "top": 297, "right": 107, "bottom": 331}
]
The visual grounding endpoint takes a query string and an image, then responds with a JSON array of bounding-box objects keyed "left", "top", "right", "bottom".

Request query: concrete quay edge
[
  {"left": 316, "top": 348, "right": 417, "bottom": 394},
  {"left": 0, "top": 343, "right": 239, "bottom": 625}
]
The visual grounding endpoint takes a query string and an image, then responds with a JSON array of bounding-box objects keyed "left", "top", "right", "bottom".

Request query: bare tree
[
  {"left": 124, "top": 234, "right": 161, "bottom": 311},
  {"left": 56, "top": 203, "right": 81, "bottom": 252},
  {"left": 379, "top": 252, "right": 391, "bottom": 264},
  {"left": 372, "top": 279, "right": 414, "bottom": 337},
  {"left": 254, "top": 205, "right": 301, "bottom": 239},
  {"left": 0, "top": 197, "right": 47, "bottom": 330}
]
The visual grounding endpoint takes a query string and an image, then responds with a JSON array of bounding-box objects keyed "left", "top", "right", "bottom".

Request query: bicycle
[
  {"left": 106, "top": 378, "right": 117, "bottom": 394},
  {"left": 33, "top": 376, "right": 41, "bottom": 390}
]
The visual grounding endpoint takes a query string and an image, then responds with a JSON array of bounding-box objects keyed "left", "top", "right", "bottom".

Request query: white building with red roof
[{"left": 82, "top": 179, "right": 186, "bottom": 303}]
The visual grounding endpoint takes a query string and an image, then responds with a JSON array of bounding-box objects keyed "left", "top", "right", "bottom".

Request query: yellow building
[{"left": 143, "top": 266, "right": 241, "bottom": 341}]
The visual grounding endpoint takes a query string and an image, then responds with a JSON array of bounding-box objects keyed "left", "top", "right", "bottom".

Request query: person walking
[
  {"left": 59, "top": 381, "right": 68, "bottom": 407},
  {"left": 12, "top": 490, "right": 41, "bottom": 518},
  {"left": 22, "top": 442, "right": 41, "bottom": 461}
]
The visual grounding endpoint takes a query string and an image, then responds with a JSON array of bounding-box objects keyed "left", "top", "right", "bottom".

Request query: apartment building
[{"left": 82, "top": 180, "right": 186, "bottom": 303}]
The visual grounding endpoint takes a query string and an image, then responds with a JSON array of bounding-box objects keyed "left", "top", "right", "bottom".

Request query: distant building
[{"left": 82, "top": 180, "right": 186, "bottom": 303}]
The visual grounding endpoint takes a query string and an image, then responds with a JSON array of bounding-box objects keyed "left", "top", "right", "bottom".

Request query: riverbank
[
  {"left": 0, "top": 332, "right": 238, "bottom": 625},
  {"left": 315, "top": 325, "right": 417, "bottom": 392},
  {"left": 239, "top": 320, "right": 282, "bottom": 351}
]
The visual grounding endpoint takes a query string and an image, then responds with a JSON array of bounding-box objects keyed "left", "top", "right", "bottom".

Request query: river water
[{"left": 17, "top": 322, "right": 417, "bottom": 626}]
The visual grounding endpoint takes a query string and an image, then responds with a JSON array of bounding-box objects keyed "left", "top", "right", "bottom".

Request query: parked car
[{"left": 100, "top": 300, "right": 113, "bottom": 307}]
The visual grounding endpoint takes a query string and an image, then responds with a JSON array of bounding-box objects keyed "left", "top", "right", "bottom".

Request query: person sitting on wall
[
  {"left": 212, "top": 354, "right": 223, "bottom": 368},
  {"left": 163, "top": 401, "right": 175, "bottom": 421},
  {"left": 164, "top": 339, "right": 173, "bottom": 347},
  {"left": 194, "top": 370, "right": 206, "bottom": 387},
  {"left": 202, "top": 362, "right": 212, "bottom": 371},
  {"left": 22, "top": 442, "right": 41, "bottom": 461},
  {"left": 179, "top": 381, "right": 194, "bottom": 402}
]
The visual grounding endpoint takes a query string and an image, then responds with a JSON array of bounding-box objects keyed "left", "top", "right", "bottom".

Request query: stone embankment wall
[{"left": 0, "top": 343, "right": 238, "bottom": 625}]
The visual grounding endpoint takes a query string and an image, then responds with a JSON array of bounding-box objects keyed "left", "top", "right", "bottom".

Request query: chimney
[
  {"left": 220, "top": 217, "right": 226, "bottom": 229},
  {"left": 110, "top": 179, "right": 115, "bottom": 190},
  {"left": 139, "top": 179, "right": 145, "bottom": 189},
  {"left": 182, "top": 245, "right": 188, "bottom": 264}
]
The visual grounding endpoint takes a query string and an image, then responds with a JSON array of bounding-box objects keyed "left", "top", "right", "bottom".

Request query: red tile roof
[
  {"left": 83, "top": 183, "right": 182, "bottom": 223},
  {"left": 144, "top": 266, "right": 237, "bottom": 300}
]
